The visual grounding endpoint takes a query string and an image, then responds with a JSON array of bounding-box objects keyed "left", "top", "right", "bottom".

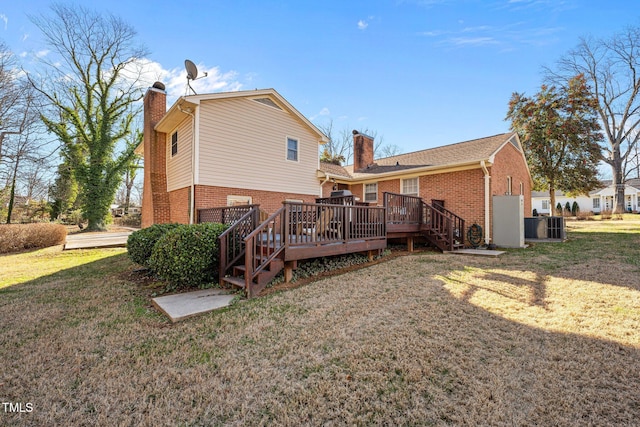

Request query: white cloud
[
  {"left": 136, "top": 59, "right": 243, "bottom": 103},
  {"left": 0, "top": 14, "right": 7, "bottom": 30},
  {"left": 357, "top": 20, "right": 369, "bottom": 30},
  {"left": 310, "top": 107, "right": 331, "bottom": 120},
  {"left": 34, "top": 49, "right": 49, "bottom": 58}
]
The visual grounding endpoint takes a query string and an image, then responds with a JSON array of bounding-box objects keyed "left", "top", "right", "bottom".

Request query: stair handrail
[
  {"left": 218, "top": 206, "right": 261, "bottom": 286},
  {"left": 422, "top": 201, "right": 465, "bottom": 251},
  {"left": 243, "top": 206, "right": 286, "bottom": 297}
]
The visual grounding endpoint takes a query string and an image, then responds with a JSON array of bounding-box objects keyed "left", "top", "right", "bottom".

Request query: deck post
[
  {"left": 284, "top": 261, "right": 295, "bottom": 283},
  {"left": 407, "top": 236, "right": 414, "bottom": 252}
]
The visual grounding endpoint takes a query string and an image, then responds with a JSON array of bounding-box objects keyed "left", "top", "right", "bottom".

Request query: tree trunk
[
  {"left": 549, "top": 185, "right": 557, "bottom": 216},
  {"left": 6, "top": 157, "right": 19, "bottom": 224},
  {"left": 611, "top": 156, "right": 626, "bottom": 214}
]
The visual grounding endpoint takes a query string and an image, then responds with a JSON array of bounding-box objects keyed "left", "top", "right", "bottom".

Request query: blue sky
[{"left": 1, "top": 0, "right": 638, "bottom": 156}]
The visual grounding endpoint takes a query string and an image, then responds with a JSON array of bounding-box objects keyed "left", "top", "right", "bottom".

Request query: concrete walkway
[
  {"left": 64, "top": 229, "right": 136, "bottom": 250},
  {"left": 446, "top": 248, "right": 506, "bottom": 257},
  {"left": 152, "top": 289, "right": 236, "bottom": 322}
]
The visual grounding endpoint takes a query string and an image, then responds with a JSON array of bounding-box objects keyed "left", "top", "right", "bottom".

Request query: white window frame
[
  {"left": 541, "top": 200, "right": 550, "bottom": 210},
  {"left": 519, "top": 182, "right": 524, "bottom": 195},
  {"left": 286, "top": 137, "right": 299, "bottom": 162},
  {"left": 592, "top": 198, "right": 600, "bottom": 209},
  {"left": 401, "top": 177, "right": 419, "bottom": 197},
  {"left": 171, "top": 131, "right": 178, "bottom": 157},
  {"left": 364, "top": 183, "right": 378, "bottom": 202},
  {"left": 506, "top": 176, "right": 512, "bottom": 195}
]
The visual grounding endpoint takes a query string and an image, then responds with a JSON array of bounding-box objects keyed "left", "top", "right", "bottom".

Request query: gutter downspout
[
  {"left": 321, "top": 171, "right": 333, "bottom": 197},
  {"left": 481, "top": 160, "right": 491, "bottom": 245},
  {"left": 178, "top": 103, "right": 196, "bottom": 224}
]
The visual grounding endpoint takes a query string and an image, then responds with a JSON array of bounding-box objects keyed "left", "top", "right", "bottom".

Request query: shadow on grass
[{"left": 0, "top": 228, "right": 638, "bottom": 425}]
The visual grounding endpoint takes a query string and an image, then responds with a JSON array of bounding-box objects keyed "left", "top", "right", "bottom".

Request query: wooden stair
[
  {"left": 221, "top": 255, "right": 285, "bottom": 297},
  {"left": 421, "top": 227, "right": 464, "bottom": 252}
]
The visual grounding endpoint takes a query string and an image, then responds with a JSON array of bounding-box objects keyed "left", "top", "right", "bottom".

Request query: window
[
  {"left": 592, "top": 198, "right": 600, "bottom": 209},
  {"left": 506, "top": 176, "right": 512, "bottom": 195},
  {"left": 227, "top": 195, "right": 252, "bottom": 206},
  {"left": 542, "top": 200, "right": 550, "bottom": 210},
  {"left": 171, "top": 131, "right": 178, "bottom": 156},
  {"left": 519, "top": 182, "right": 524, "bottom": 195},
  {"left": 401, "top": 178, "right": 419, "bottom": 196},
  {"left": 286, "top": 137, "right": 298, "bottom": 161},
  {"left": 364, "top": 183, "right": 378, "bottom": 202}
]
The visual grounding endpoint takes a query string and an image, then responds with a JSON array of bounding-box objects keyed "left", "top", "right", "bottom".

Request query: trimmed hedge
[
  {"left": 127, "top": 223, "right": 182, "bottom": 267},
  {"left": 0, "top": 223, "right": 67, "bottom": 254},
  {"left": 148, "top": 222, "right": 229, "bottom": 288}
]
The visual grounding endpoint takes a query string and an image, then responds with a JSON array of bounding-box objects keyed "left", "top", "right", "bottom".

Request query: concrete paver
[
  {"left": 64, "top": 230, "right": 135, "bottom": 250},
  {"left": 152, "top": 289, "right": 236, "bottom": 322},
  {"left": 446, "top": 249, "right": 506, "bottom": 257}
]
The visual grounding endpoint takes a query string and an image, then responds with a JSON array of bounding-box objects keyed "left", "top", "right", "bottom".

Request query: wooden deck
[{"left": 204, "top": 192, "right": 465, "bottom": 298}]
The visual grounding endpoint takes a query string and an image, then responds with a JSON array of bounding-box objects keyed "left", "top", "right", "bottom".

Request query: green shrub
[
  {"left": 571, "top": 201, "right": 579, "bottom": 216},
  {"left": 556, "top": 202, "right": 563, "bottom": 215},
  {"left": 127, "top": 223, "right": 182, "bottom": 267},
  {"left": 0, "top": 223, "right": 67, "bottom": 254},
  {"left": 148, "top": 222, "right": 229, "bottom": 288}
]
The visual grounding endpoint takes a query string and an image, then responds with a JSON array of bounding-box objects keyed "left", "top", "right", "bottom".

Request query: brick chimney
[
  {"left": 141, "top": 82, "right": 171, "bottom": 228},
  {"left": 353, "top": 130, "right": 374, "bottom": 172}
]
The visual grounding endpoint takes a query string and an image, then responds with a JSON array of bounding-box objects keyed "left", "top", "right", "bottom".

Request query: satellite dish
[
  {"left": 185, "top": 59, "right": 198, "bottom": 80},
  {"left": 184, "top": 59, "right": 208, "bottom": 95}
]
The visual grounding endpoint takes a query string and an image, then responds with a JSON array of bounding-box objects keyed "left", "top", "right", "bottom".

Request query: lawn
[{"left": 1, "top": 219, "right": 639, "bottom": 425}]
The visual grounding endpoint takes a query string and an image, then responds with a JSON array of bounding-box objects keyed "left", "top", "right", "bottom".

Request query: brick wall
[
  {"left": 141, "top": 84, "right": 171, "bottom": 228},
  {"left": 169, "top": 187, "right": 190, "bottom": 224},
  {"left": 195, "top": 185, "right": 319, "bottom": 218}
]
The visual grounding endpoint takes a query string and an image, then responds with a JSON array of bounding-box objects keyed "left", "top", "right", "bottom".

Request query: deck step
[{"left": 222, "top": 276, "right": 246, "bottom": 289}]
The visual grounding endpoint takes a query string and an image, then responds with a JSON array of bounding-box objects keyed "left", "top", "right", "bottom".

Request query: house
[
  {"left": 318, "top": 131, "right": 533, "bottom": 245},
  {"left": 531, "top": 178, "right": 640, "bottom": 214},
  {"left": 138, "top": 82, "right": 329, "bottom": 228}
]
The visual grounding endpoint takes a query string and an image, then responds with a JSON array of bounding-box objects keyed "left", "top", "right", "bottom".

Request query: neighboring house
[
  {"left": 319, "top": 131, "right": 533, "bottom": 244},
  {"left": 532, "top": 178, "right": 640, "bottom": 214},
  {"left": 138, "top": 82, "right": 329, "bottom": 227}
]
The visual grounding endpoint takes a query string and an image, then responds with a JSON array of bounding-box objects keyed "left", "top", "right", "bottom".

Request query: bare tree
[
  {"left": 29, "top": 4, "right": 148, "bottom": 230},
  {"left": 0, "top": 41, "right": 34, "bottom": 164},
  {"left": 1, "top": 91, "right": 50, "bottom": 223},
  {"left": 546, "top": 26, "right": 640, "bottom": 213},
  {"left": 317, "top": 120, "right": 401, "bottom": 165}
]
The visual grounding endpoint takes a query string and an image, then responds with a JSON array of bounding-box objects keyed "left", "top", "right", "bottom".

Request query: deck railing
[
  {"left": 198, "top": 204, "right": 259, "bottom": 225},
  {"left": 384, "top": 192, "right": 423, "bottom": 225},
  {"left": 384, "top": 192, "right": 465, "bottom": 251},
  {"left": 242, "top": 206, "right": 287, "bottom": 298},
  {"left": 315, "top": 195, "right": 356, "bottom": 205},
  {"left": 218, "top": 206, "right": 261, "bottom": 284},
  {"left": 285, "top": 201, "right": 386, "bottom": 247}
]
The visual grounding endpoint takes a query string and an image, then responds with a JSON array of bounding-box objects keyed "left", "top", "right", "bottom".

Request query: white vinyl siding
[
  {"left": 197, "top": 97, "right": 320, "bottom": 195},
  {"left": 364, "top": 183, "right": 378, "bottom": 202},
  {"left": 166, "top": 117, "right": 193, "bottom": 192},
  {"left": 401, "top": 178, "right": 419, "bottom": 196}
]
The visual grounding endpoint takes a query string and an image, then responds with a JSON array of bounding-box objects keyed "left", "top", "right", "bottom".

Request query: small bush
[
  {"left": 571, "top": 201, "right": 579, "bottom": 216},
  {"left": 575, "top": 211, "right": 592, "bottom": 221},
  {"left": 0, "top": 223, "right": 67, "bottom": 254},
  {"left": 148, "top": 222, "right": 229, "bottom": 288},
  {"left": 127, "top": 223, "right": 182, "bottom": 267}
]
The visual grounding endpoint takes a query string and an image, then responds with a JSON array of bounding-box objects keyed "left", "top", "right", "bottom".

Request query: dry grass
[{"left": 1, "top": 219, "right": 639, "bottom": 425}]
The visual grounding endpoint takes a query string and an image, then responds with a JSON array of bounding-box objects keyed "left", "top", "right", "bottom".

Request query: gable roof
[
  {"left": 321, "top": 132, "right": 522, "bottom": 181},
  {"left": 154, "top": 88, "right": 329, "bottom": 144}
]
